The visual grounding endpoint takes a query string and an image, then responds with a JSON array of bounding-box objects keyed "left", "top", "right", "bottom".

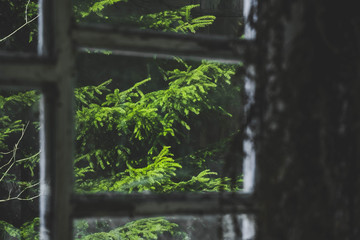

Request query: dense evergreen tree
[{"left": 0, "top": 0, "right": 243, "bottom": 239}]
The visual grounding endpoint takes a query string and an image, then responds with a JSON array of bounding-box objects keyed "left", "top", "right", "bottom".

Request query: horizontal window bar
[
  {"left": 73, "top": 24, "right": 251, "bottom": 64},
  {"left": 192, "top": 9, "right": 244, "bottom": 18},
  {"left": 0, "top": 55, "right": 56, "bottom": 86},
  {"left": 0, "top": 52, "right": 40, "bottom": 62},
  {"left": 71, "top": 192, "right": 255, "bottom": 218}
]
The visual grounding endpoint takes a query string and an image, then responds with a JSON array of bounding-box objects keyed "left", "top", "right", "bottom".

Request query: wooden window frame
[{"left": 0, "top": 0, "right": 256, "bottom": 239}]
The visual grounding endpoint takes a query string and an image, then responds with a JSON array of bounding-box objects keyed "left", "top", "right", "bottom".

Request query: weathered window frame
[{"left": 0, "top": 0, "right": 256, "bottom": 239}]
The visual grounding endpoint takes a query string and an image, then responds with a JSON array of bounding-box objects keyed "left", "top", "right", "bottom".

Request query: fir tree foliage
[
  {"left": 0, "top": 218, "right": 39, "bottom": 240},
  {"left": 78, "top": 0, "right": 215, "bottom": 34},
  {"left": 0, "top": 0, "right": 243, "bottom": 238},
  {"left": 74, "top": 59, "right": 240, "bottom": 194},
  {"left": 79, "top": 0, "right": 128, "bottom": 18},
  {"left": 76, "top": 217, "right": 184, "bottom": 240},
  {"left": 138, "top": 5, "right": 216, "bottom": 33}
]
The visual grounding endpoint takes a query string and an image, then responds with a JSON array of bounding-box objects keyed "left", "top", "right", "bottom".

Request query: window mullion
[
  {"left": 72, "top": 193, "right": 255, "bottom": 218},
  {"left": 73, "top": 24, "right": 250, "bottom": 63},
  {"left": 0, "top": 60, "right": 55, "bottom": 86},
  {"left": 39, "top": 0, "right": 74, "bottom": 240}
]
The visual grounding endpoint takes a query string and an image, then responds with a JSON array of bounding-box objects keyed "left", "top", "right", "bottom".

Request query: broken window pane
[
  {"left": 74, "top": 51, "right": 244, "bottom": 194},
  {"left": 0, "top": 88, "right": 40, "bottom": 239},
  {"left": 74, "top": 214, "right": 251, "bottom": 240},
  {"left": 0, "top": 0, "right": 38, "bottom": 53},
  {"left": 74, "top": 0, "right": 243, "bottom": 37}
]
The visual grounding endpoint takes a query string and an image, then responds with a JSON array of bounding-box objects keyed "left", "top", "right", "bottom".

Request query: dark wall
[{"left": 252, "top": 1, "right": 360, "bottom": 239}]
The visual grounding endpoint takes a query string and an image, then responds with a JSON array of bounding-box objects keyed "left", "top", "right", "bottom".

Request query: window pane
[
  {"left": 74, "top": 0, "right": 243, "bottom": 37},
  {"left": 0, "top": 0, "right": 38, "bottom": 52},
  {"left": 74, "top": 215, "right": 250, "bottom": 240},
  {"left": 0, "top": 88, "right": 40, "bottom": 239},
  {"left": 74, "top": 51, "right": 244, "bottom": 194}
]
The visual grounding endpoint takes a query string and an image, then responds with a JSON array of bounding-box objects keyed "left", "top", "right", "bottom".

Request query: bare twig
[
  {"left": 0, "top": 125, "right": 25, "bottom": 170},
  {"left": 0, "top": 0, "right": 38, "bottom": 43},
  {"left": 12, "top": 122, "right": 29, "bottom": 162},
  {"left": 0, "top": 193, "right": 40, "bottom": 202},
  {"left": 0, "top": 161, "right": 15, "bottom": 183},
  {"left": 0, "top": 154, "right": 14, "bottom": 170},
  {"left": 1, "top": 123, "right": 40, "bottom": 170},
  {"left": 0, "top": 181, "right": 40, "bottom": 202},
  {"left": 25, "top": 0, "right": 31, "bottom": 22},
  {"left": 0, "top": 149, "right": 15, "bottom": 155},
  {"left": 1, "top": 122, "right": 29, "bottom": 172},
  {"left": 0, "top": 122, "right": 40, "bottom": 202},
  {"left": 0, "top": 182, "right": 40, "bottom": 203},
  {"left": 0, "top": 179, "right": 40, "bottom": 202},
  {"left": 16, "top": 151, "right": 40, "bottom": 163},
  {"left": 0, "top": 15, "right": 39, "bottom": 43}
]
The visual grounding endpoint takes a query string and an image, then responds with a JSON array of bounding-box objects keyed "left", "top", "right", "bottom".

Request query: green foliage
[
  {"left": 25, "top": 0, "right": 38, "bottom": 43},
  {"left": 0, "top": 118, "right": 22, "bottom": 149},
  {"left": 0, "top": 91, "right": 39, "bottom": 137},
  {"left": 110, "top": 146, "right": 181, "bottom": 192},
  {"left": 0, "top": 220, "right": 20, "bottom": 239},
  {"left": 0, "top": 0, "right": 38, "bottom": 51},
  {"left": 74, "top": 220, "right": 90, "bottom": 239},
  {"left": 16, "top": 151, "right": 40, "bottom": 177},
  {"left": 25, "top": 1, "right": 38, "bottom": 19},
  {"left": 0, "top": 90, "right": 39, "bottom": 110},
  {"left": 20, "top": 218, "right": 40, "bottom": 240},
  {"left": 75, "top": 59, "right": 237, "bottom": 180},
  {"left": 78, "top": 1, "right": 214, "bottom": 34},
  {"left": 80, "top": 0, "right": 128, "bottom": 18},
  {"left": 0, "top": 90, "right": 40, "bottom": 181},
  {"left": 138, "top": 5, "right": 216, "bottom": 33},
  {"left": 75, "top": 79, "right": 112, "bottom": 108},
  {"left": 76, "top": 145, "right": 241, "bottom": 194},
  {"left": 0, "top": 218, "right": 39, "bottom": 240},
  {"left": 1, "top": 1, "right": 243, "bottom": 239},
  {"left": 75, "top": 146, "right": 179, "bottom": 193},
  {"left": 77, "top": 217, "right": 184, "bottom": 240},
  {"left": 169, "top": 170, "right": 242, "bottom": 192}
]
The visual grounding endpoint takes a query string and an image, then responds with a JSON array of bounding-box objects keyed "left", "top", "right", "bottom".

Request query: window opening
[
  {"left": 0, "top": 0, "right": 39, "bottom": 53},
  {"left": 70, "top": 0, "right": 252, "bottom": 238},
  {"left": 74, "top": 52, "right": 244, "bottom": 195},
  {"left": 73, "top": 215, "right": 247, "bottom": 240},
  {"left": 240, "top": 0, "right": 257, "bottom": 239},
  {"left": 73, "top": 0, "right": 243, "bottom": 37},
  {"left": 0, "top": 88, "right": 40, "bottom": 239},
  {"left": 0, "top": 0, "right": 257, "bottom": 239}
]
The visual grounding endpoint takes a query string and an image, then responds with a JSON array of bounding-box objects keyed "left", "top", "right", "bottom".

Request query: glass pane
[
  {"left": 0, "top": 0, "right": 38, "bottom": 52},
  {"left": 74, "top": 0, "right": 243, "bottom": 37},
  {"left": 74, "top": 51, "right": 243, "bottom": 194},
  {"left": 0, "top": 89, "right": 40, "bottom": 239},
  {"left": 74, "top": 215, "right": 250, "bottom": 240}
]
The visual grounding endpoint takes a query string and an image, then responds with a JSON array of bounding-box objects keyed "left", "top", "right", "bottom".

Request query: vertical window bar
[
  {"left": 243, "top": 0, "right": 256, "bottom": 194},
  {"left": 39, "top": 84, "right": 57, "bottom": 240},
  {"left": 38, "top": 0, "right": 55, "bottom": 238},
  {"left": 39, "top": 0, "right": 74, "bottom": 239},
  {"left": 242, "top": 0, "right": 257, "bottom": 239},
  {"left": 38, "top": 0, "right": 54, "bottom": 57},
  {"left": 40, "top": 81, "right": 74, "bottom": 240}
]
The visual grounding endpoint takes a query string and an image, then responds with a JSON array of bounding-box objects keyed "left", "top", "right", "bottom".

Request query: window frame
[{"left": 0, "top": 0, "right": 256, "bottom": 239}]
